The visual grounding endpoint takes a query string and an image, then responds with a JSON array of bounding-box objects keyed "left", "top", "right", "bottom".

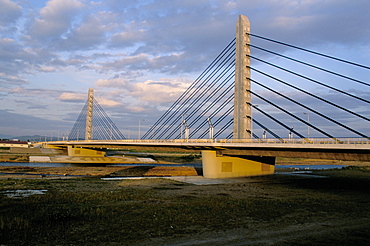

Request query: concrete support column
[
  {"left": 202, "top": 150, "right": 275, "bottom": 178},
  {"left": 85, "top": 88, "right": 94, "bottom": 140},
  {"left": 67, "top": 146, "right": 105, "bottom": 157},
  {"left": 233, "top": 15, "right": 251, "bottom": 139}
]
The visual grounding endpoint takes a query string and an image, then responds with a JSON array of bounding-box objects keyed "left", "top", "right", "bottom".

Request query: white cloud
[
  {"left": 38, "top": 66, "right": 56, "bottom": 72},
  {"left": 110, "top": 22, "right": 146, "bottom": 47},
  {"left": 94, "top": 77, "right": 127, "bottom": 88},
  {"left": 28, "top": 0, "right": 84, "bottom": 41},
  {"left": 58, "top": 92, "right": 86, "bottom": 102},
  {"left": 125, "top": 106, "right": 146, "bottom": 113},
  {"left": 129, "top": 78, "right": 191, "bottom": 103},
  {"left": 97, "top": 98, "right": 122, "bottom": 107}
]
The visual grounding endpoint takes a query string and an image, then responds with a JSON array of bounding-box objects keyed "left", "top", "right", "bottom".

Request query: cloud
[
  {"left": 58, "top": 92, "right": 86, "bottom": 102},
  {"left": 0, "top": 37, "right": 24, "bottom": 60},
  {"left": 93, "top": 52, "right": 195, "bottom": 75},
  {"left": 110, "top": 22, "right": 146, "bottom": 47},
  {"left": 28, "top": 0, "right": 84, "bottom": 42},
  {"left": 97, "top": 98, "right": 122, "bottom": 107},
  {"left": 58, "top": 90, "right": 121, "bottom": 109},
  {"left": 0, "top": 72, "right": 28, "bottom": 86},
  {"left": 94, "top": 77, "right": 127, "bottom": 88},
  {"left": 129, "top": 78, "right": 191, "bottom": 103},
  {"left": 248, "top": 0, "right": 370, "bottom": 51},
  {"left": 1, "top": 0, "right": 369, "bottom": 137},
  {"left": 0, "top": 0, "right": 22, "bottom": 26},
  {"left": 98, "top": 53, "right": 150, "bottom": 72},
  {"left": 38, "top": 66, "right": 56, "bottom": 72},
  {"left": 0, "top": 37, "right": 61, "bottom": 85},
  {"left": 59, "top": 12, "right": 113, "bottom": 50},
  {"left": 125, "top": 106, "right": 146, "bottom": 113}
]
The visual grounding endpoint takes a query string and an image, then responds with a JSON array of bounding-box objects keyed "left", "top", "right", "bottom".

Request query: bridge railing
[{"left": 58, "top": 138, "right": 370, "bottom": 145}]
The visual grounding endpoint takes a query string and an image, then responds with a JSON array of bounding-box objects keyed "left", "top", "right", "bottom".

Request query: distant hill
[{"left": 0, "top": 134, "right": 12, "bottom": 140}]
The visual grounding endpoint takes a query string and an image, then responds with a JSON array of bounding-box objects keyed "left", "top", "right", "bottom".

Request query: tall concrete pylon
[
  {"left": 233, "top": 15, "right": 251, "bottom": 139},
  {"left": 85, "top": 88, "right": 94, "bottom": 140},
  {"left": 202, "top": 16, "right": 275, "bottom": 178}
]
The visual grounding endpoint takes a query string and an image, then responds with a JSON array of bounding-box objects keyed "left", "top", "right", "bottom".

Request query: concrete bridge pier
[
  {"left": 67, "top": 146, "right": 105, "bottom": 157},
  {"left": 201, "top": 150, "right": 275, "bottom": 178}
]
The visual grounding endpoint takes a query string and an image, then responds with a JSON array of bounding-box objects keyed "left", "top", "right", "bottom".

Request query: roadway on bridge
[{"left": 45, "top": 138, "right": 370, "bottom": 161}]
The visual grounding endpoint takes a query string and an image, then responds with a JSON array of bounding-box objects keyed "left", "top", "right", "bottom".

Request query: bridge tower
[
  {"left": 202, "top": 15, "right": 275, "bottom": 178},
  {"left": 233, "top": 15, "right": 251, "bottom": 139},
  {"left": 68, "top": 88, "right": 125, "bottom": 141},
  {"left": 85, "top": 88, "right": 94, "bottom": 140}
]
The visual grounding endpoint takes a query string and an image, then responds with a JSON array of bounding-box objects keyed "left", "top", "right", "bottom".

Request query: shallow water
[
  {"left": 108, "top": 163, "right": 202, "bottom": 168},
  {"left": 0, "top": 162, "right": 202, "bottom": 168},
  {"left": 0, "top": 162, "right": 345, "bottom": 170},
  {"left": 275, "top": 164, "right": 346, "bottom": 170},
  {"left": 1, "top": 189, "right": 48, "bottom": 198}
]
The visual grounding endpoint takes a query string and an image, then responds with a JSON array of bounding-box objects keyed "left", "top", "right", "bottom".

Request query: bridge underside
[
  {"left": 215, "top": 148, "right": 370, "bottom": 162},
  {"left": 53, "top": 144, "right": 370, "bottom": 162}
]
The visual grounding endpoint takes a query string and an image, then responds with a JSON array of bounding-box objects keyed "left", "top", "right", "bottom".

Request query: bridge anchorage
[{"left": 49, "top": 14, "right": 370, "bottom": 179}]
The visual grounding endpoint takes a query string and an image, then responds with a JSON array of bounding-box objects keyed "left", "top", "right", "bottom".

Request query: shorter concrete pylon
[
  {"left": 202, "top": 150, "right": 275, "bottom": 178},
  {"left": 85, "top": 88, "right": 94, "bottom": 140}
]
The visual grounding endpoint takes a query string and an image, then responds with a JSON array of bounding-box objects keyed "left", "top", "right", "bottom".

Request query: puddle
[
  {"left": 276, "top": 171, "right": 328, "bottom": 178},
  {"left": 276, "top": 164, "right": 346, "bottom": 170},
  {"left": 1, "top": 189, "right": 48, "bottom": 198},
  {"left": 102, "top": 176, "right": 248, "bottom": 185}
]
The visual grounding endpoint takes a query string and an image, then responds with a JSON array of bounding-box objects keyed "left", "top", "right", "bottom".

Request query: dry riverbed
[{"left": 0, "top": 160, "right": 369, "bottom": 245}]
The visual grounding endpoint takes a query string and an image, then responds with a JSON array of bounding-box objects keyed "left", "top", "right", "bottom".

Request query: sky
[{"left": 0, "top": 0, "right": 369, "bottom": 139}]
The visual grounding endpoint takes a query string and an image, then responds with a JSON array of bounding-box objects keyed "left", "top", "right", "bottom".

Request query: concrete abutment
[{"left": 202, "top": 150, "right": 275, "bottom": 178}]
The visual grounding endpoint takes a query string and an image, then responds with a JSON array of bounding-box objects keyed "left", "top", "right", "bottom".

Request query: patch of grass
[
  {"left": 0, "top": 154, "right": 29, "bottom": 162},
  {"left": 0, "top": 172, "right": 370, "bottom": 245},
  {"left": 179, "top": 154, "right": 201, "bottom": 162},
  {"left": 0, "top": 178, "right": 50, "bottom": 190},
  {"left": 110, "top": 166, "right": 154, "bottom": 177},
  {"left": 342, "top": 165, "right": 370, "bottom": 171},
  {"left": 0, "top": 179, "right": 309, "bottom": 244},
  {"left": 149, "top": 154, "right": 201, "bottom": 163}
]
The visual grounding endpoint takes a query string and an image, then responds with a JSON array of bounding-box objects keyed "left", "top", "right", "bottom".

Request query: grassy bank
[
  {"left": 0, "top": 155, "right": 29, "bottom": 162},
  {"left": 1, "top": 167, "right": 370, "bottom": 245}
]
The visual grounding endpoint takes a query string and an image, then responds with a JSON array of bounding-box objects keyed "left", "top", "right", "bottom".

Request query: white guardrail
[{"left": 51, "top": 138, "right": 370, "bottom": 145}]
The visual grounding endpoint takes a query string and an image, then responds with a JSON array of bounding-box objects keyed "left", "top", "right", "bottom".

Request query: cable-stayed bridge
[
  {"left": 47, "top": 15, "right": 370, "bottom": 178},
  {"left": 143, "top": 21, "right": 369, "bottom": 140}
]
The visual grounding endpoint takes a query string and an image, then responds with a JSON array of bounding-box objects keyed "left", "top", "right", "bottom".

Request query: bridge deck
[{"left": 44, "top": 138, "right": 370, "bottom": 161}]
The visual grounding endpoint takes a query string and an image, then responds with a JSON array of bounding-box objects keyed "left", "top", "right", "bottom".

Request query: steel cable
[
  {"left": 248, "top": 33, "right": 370, "bottom": 70},
  {"left": 249, "top": 44, "right": 370, "bottom": 87}
]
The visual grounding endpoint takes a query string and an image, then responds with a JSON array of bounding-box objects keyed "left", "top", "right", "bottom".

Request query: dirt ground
[
  {"left": 0, "top": 165, "right": 199, "bottom": 179},
  {"left": 0, "top": 160, "right": 369, "bottom": 245},
  {"left": 0, "top": 158, "right": 368, "bottom": 179}
]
